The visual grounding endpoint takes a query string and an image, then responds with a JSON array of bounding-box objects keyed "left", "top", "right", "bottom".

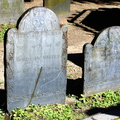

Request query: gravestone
[
  {"left": 0, "top": 0, "right": 24, "bottom": 24},
  {"left": 43, "top": 0, "right": 70, "bottom": 17},
  {"left": 5, "top": 7, "right": 68, "bottom": 112},
  {"left": 84, "top": 26, "right": 120, "bottom": 96}
]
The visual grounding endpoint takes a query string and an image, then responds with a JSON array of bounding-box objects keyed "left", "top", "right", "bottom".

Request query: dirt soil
[{"left": 1, "top": 0, "right": 120, "bottom": 95}]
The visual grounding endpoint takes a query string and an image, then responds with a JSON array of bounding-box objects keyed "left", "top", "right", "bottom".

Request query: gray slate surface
[
  {"left": 5, "top": 7, "right": 68, "bottom": 112},
  {"left": 84, "top": 26, "right": 120, "bottom": 96},
  {"left": 0, "top": 0, "right": 24, "bottom": 24}
]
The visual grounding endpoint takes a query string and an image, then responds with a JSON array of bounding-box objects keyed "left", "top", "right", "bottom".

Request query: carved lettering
[
  {"left": 16, "top": 55, "right": 61, "bottom": 61},
  {"left": 6, "top": 7, "right": 67, "bottom": 112},
  {"left": 16, "top": 56, "right": 41, "bottom": 61},
  {"left": 32, "top": 45, "right": 42, "bottom": 48},
  {"left": 43, "top": 55, "right": 60, "bottom": 59},
  {"left": 16, "top": 43, "right": 61, "bottom": 49}
]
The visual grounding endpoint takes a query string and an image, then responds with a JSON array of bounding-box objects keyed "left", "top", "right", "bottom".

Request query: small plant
[
  {"left": 67, "top": 94, "right": 78, "bottom": 98},
  {"left": 0, "top": 82, "right": 3, "bottom": 85},
  {"left": 67, "top": 74, "right": 74, "bottom": 78},
  {"left": 0, "top": 24, "right": 15, "bottom": 42},
  {"left": 10, "top": 104, "right": 86, "bottom": 120},
  {"left": 0, "top": 109, "right": 4, "bottom": 120},
  {"left": 75, "top": 89, "right": 120, "bottom": 110}
]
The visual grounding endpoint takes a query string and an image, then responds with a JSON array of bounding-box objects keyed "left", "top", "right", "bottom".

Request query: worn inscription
[
  {"left": 84, "top": 26, "right": 120, "bottom": 96},
  {"left": 6, "top": 7, "right": 67, "bottom": 112},
  {"left": 16, "top": 55, "right": 61, "bottom": 61}
]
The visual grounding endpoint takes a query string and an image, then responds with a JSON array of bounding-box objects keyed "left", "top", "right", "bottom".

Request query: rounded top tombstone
[
  {"left": 6, "top": 6, "right": 68, "bottom": 112},
  {"left": 18, "top": 7, "right": 60, "bottom": 32},
  {"left": 94, "top": 26, "right": 120, "bottom": 47}
]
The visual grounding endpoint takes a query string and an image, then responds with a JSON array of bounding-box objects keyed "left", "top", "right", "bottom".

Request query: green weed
[
  {"left": 8, "top": 89, "right": 120, "bottom": 120},
  {"left": 0, "top": 82, "right": 3, "bottom": 85},
  {"left": 67, "top": 74, "right": 74, "bottom": 78},
  {"left": 10, "top": 104, "right": 85, "bottom": 120},
  {"left": 75, "top": 89, "right": 120, "bottom": 109},
  {"left": 0, "top": 109, "right": 4, "bottom": 120},
  {"left": 67, "top": 94, "right": 78, "bottom": 98},
  {"left": 0, "top": 24, "right": 15, "bottom": 42}
]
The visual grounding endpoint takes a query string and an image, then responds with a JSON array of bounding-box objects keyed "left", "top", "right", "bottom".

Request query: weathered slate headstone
[
  {"left": 84, "top": 26, "right": 120, "bottom": 96},
  {"left": 5, "top": 7, "right": 68, "bottom": 112},
  {"left": 43, "top": 0, "right": 70, "bottom": 17},
  {"left": 0, "top": 0, "right": 24, "bottom": 24}
]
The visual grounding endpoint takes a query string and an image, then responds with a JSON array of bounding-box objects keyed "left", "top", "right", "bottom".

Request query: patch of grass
[
  {"left": 1, "top": 89, "right": 118, "bottom": 120},
  {"left": 10, "top": 104, "right": 86, "bottom": 120},
  {"left": 67, "top": 94, "right": 78, "bottom": 98},
  {"left": 0, "top": 109, "right": 4, "bottom": 120},
  {"left": 75, "top": 89, "right": 120, "bottom": 110},
  {"left": 67, "top": 65, "right": 73, "bottom": 68},
  {"left": 0, "top": 24, "right": 15, "bottom": 42},
  {"left": 67, "top": 73, "right": 74, "bottom": 78}
]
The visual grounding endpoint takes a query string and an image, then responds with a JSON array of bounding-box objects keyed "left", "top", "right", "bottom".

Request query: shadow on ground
[
  {"left": 85, "top": 104, "right": 120, "bottom": 117},
  {"left": 0, "top": 89, "right": 6, "bottom": 112},
  {"left": 66, "top": 53, "right": 84, "bottom": 97},
  {"left": 24, "top": 0, "right": 32, "bottom": 2},
  {"left": 68, "top": 53, "right": 84, "bottom": 68},
  {"left": 68, "top": 8, "right": 120, "bottom": 34},
  {"left": 67, "top": 78, "right": 84, "bottom": 97},
  {"left": 72, "top": 0, "right": 120, "bottom": 4}
]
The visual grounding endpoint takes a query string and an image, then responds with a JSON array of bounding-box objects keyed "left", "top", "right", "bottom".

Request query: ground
[{"left": 1, "top": 0, "right": 120, "bottom": 96}]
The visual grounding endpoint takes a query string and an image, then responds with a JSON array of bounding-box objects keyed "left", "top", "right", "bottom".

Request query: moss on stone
[
  {"left": 1, "top": 0, "right": 9, "bottom": 10},
  {"left": 45, "top": 0, "right": 66, "bottom": 8}
]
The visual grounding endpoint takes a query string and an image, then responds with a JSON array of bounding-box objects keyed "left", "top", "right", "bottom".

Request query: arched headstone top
[
  {"left": 18, "top": 7, "right": 60, "bottom": 32},
  {"left": 94, "top": 26, "right": 120, "bottom": 47}
]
